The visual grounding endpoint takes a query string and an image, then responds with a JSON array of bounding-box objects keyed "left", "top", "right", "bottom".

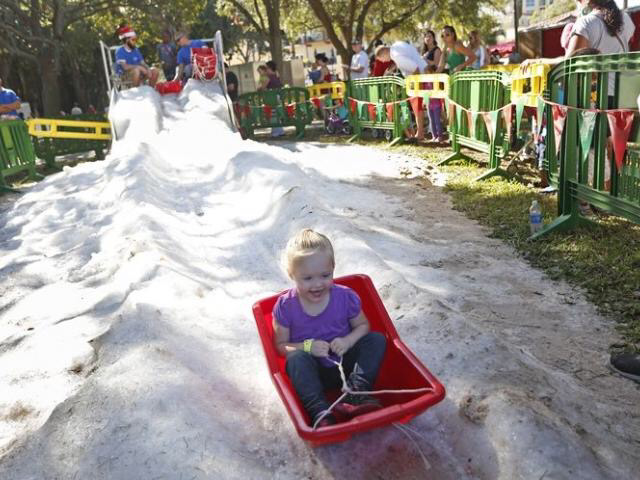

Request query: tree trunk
[
  {"left": 265, "top": 0, "right": 283, "bottom": 68},
  {"left": 39, "top": 46, "right": 62, "bottom": 116},
  {"left": 69, "top": 56, "right": 89, "bottom": 109}
]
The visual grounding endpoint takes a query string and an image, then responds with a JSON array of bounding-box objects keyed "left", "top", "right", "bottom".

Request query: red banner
[
  {"left": 367, "top": 103, "right": 376, "bottom": 121},
  {"left": 503, "top": 104, "right": 513, "bottom": 139},
  {"left": 349, "top": 99, "right": 357, "bottom": 115},
  {"left": 285, "top": 103, "right": 296, "bottom": 118},
  {"left": 551, "top": 104, "right": 567, "bottom": 156},
  {"left": 481, "top": 112, "right": 494, "bottom": 142},
  {"left": 409, "top": 97, "right": 423, "bottom": 116},
  {"left": 263, "top": 105, "right": 272, "bottom": 120},
  {"left": 386, "top": 103, "right": 394, "bottom": 122},
  {"left": 606, "top": 111, "right": 636, "bottom": 170},
  {"left": 466, "top": 111, "right": 474, "bottom": 136}
]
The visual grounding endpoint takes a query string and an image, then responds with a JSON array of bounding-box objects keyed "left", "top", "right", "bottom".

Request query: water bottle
[{"left": 529, "top": 200, "right": 543, "bottom": 234}]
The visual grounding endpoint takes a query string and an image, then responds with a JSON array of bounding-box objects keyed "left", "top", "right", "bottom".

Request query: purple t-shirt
[{"left": 273, "top": 284, "right": 362, "bottom": 366}]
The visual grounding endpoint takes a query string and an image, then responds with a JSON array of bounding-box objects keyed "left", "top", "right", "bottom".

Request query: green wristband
[{"left": 303, "top": 338, "right": 313, "bottom": 353}]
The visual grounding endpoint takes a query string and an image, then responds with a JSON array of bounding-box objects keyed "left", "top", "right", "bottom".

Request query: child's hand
[
  {"left": 310, "top": 340, "right": 330, "bottom": 357},
  {"left": 330, "top": 337, "right": 351, "bottom": 357}
]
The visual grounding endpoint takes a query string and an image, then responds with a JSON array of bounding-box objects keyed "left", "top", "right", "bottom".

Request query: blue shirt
[
  {"left": 176, "top": 39, "right": 207, "bottom": 66},
  {"left": 0, "top": 87, "right": 20, "bottom": 116},
  {"left": 115, "top": 45, "right": 144, "bottom": 75}
]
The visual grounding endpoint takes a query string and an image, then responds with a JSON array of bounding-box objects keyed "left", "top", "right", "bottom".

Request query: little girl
[{"left": 272, "top": 229, "right": 387, "bottom": 427}]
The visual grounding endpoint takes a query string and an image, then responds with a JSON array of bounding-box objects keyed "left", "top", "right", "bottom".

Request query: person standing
[
  {"left": 421, "top": 30, "right": 442, "bottom": 70},
  {"left": 71, "top": 103, "right": 83, "bottom": 115},
  {"left": 468, "top": 31, "right": 488, "bottom": 69},
  {"left": 156, "top": 31, "right": 177, "bottom": 81},
  {"left": 224, "top": 63, "right": 239, "bottom": 102},
  {"left": 115, "top": 25, "right": 159, "bottom": 88},
  {"left": 173, "top": 32, "right": 207, "bottom": 81},
  {"left": 375, "top": 42, "right": 428, "bottom": 142},
  {"left": 437, "top": 26, "right": 476, "bottom": 74},
  {"left": 0, "top": 77, "right": 21, "bottom": 119},
  {"left": 344, "top": 39, "right": 369, "bottom": 80},
  {"left": 265, "top": 60, "right": 285, "bottom": 138}
]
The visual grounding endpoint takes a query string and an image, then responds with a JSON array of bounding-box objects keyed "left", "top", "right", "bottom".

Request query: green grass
[
  {"left": 438, "top": 158, "right": 640, "bottom": 352},
  {"left": 262, "top": 129, "right": 640, "bottom": 351}
]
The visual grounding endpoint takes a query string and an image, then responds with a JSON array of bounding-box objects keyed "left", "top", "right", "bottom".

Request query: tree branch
[
  {"left": 254, "top": 0, "right": 267, "bottom": 32},
  {"left": 373, "top": 1, "right": 428, "bottom": 46},
  {"left": 0, "top": 0, "right": 31, "bottom": 24},
  {"left": 224, "top": 0, "right": 267, "bottom": 37}
]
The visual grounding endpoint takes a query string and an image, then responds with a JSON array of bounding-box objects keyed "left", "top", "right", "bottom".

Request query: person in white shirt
[
  {"left": 344, "top": 39, "right": 369, "bottom": 80},
  {"left": 468, "top": 31, "right": 488, "bottom": 69},
  {"left": 375, "top": 42, "right": 427, "bottom": 142},
  {"left": 522, "top": 0, "right": 634, "bottom": 98},
  {"left": 70, "top": 103, "right": 83, "bottom": 115}
]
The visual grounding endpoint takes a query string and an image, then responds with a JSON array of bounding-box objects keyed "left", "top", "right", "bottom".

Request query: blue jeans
[{"left": 285, "top": 332, "right": 386, "bottom": 422}]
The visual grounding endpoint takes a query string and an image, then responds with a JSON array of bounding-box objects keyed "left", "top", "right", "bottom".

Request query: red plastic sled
[
  {"left": 252, "top": 274, "right": 446, "bottom": 446},
  {"left": 191, "top": 47, "right": 217, "bottom": 80},
  {"left": 155, "top": 80, "right": 183, "bottom": 95}
]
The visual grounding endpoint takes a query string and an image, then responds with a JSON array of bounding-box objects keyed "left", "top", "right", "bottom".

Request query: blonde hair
[
  {"left": 285, "top": 228, "right": 335, "bottom": 276},
  {"left": 374, "top": 45, "right": 390, "bottom": 58}
]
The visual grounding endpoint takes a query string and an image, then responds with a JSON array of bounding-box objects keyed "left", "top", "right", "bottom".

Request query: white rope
[
  {"left": 393, "top": 422, "right": 432, "bottom": 471},
  {"left": 311, "top": 356, "right": 433, "bottom": 430}
]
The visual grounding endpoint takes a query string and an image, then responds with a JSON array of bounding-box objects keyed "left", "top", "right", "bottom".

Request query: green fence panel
[
  {"left": 439, "top": 70, "right": 512, "bottom": 181},
  {"left": 237, "top": 88, "right": 313, "bottom": 140},
  {"left": 0, "top": 119, "right": 41, "bottom": 192},
  {"left": 347, "top": 77, "right": 410, "bottom": 146},
  {"left": 534, "top": 52, "right": 640, "bottom": 239},
  {"left": 30, "top": 114, "right": 111, "bottom": 169}
]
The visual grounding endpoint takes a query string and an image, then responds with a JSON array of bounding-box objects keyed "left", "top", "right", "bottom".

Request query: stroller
[{"left": 324, "top": 105, "right": 352, "bottom": 135}]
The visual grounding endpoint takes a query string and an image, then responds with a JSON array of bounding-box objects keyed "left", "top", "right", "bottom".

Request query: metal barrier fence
[
  {"left": 0, "top": 120, "right": 41, "bottom": 192},
  {"left": 236, "top": 87, "right": 313, "bottom": 139},
  {"left": 438, "top": 70, "right": 512, "bottom": 181},
  {"left": 27, "top": 114, "right": 111, "bottom": 169},
  {"left": 347, "top": 76, "right": 410, "bottom": 146},
  {"left": 533, "top": 52, "right": 640, "bottom": 238}
]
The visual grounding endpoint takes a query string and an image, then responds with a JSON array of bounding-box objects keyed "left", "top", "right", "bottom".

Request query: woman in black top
[{"left": 421, "top": 30, "right": 441, "bottom": 69}]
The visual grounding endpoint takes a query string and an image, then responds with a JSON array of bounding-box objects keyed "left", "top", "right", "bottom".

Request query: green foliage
[
  {"left": 193, "top": 0, "right": 267, "bottom": 60},
  {"left": 529, "top": 0, "right": 575, "bottom": 25}
]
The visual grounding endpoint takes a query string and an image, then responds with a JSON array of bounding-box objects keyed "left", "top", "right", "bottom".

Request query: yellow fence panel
[
  {"left": 307, "top": 82, "right": 346, "bottom": 100},
  {"left": 510, "top": 63, "right": 550, "bottom": 107},
  {"left": 405, "top": 74, "right": 450, "bottom": 99},
  {"left": 483, "top": 64, "right": 520, "bottom": 74},
  {"left": 27, "top": 118, "right": 112, "bottom": 141}
]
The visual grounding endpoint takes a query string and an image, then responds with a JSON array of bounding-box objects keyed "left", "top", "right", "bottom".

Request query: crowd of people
[{"left": 114, "top": 24, "right": 239, "bottom": 102}]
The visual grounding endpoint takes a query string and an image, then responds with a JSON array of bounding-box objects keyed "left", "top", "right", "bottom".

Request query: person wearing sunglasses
[{"left": 436, "top": 26, "right": 476, "bottom": 74}]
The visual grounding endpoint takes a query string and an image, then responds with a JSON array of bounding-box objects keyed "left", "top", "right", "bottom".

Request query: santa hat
[{"left": 118, "top": 25, "right": 137, "bottom": 40}]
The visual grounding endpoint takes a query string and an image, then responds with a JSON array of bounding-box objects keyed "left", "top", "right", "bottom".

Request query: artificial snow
[{"left": 0, "top": 81, "right": 638, "bottom": 479}]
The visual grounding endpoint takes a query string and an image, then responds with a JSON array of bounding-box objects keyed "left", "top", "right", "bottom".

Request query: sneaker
[
  {"left": 334, "top": 363, "right": 382, "bottom": 418},
  {"left": 334, "top": 395, "right": 382, "bottom": 419},
  {"left": 610, "top": 353, "right": 640, "bottom": 383},
  {"left": 312, "top": 411, "right": 337, "bottom": 428}
]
